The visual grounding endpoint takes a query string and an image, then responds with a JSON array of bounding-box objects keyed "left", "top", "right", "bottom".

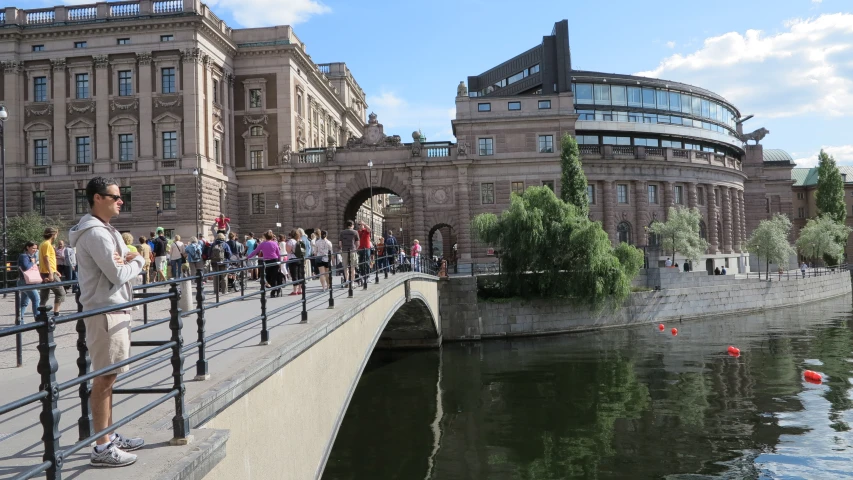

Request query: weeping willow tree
[
  {"left": 471, "top": 186, "right": 643, "bottom": 306},
  {"left": 796, "top": 215, "right": 851, "bottom": 265}
]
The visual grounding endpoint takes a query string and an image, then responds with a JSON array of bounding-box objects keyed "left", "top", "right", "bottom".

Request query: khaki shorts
[
  {"left": 85, "top": 312, "right": 132, "bottom": 375},
  {"left": 341, "top": 251, "right": 358, "bottom": 271}
]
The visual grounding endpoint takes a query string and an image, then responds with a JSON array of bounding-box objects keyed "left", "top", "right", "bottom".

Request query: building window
[
  {"left": 674, "top": 185, "right": 684, "bottom": 204},
  {"left": 162, "top": 68, "right": 176, "bottom": 94},
  {"left": 508, "top": 101, "right": 521, "bottom": 111},
  {"left": 478, "top": 103, "right": 491, "bottom": 112},
  {"left": 161, "top": 35, "right": 174, "bottom": 42},
  {"left": 649, "top": 222, "right": 661, "bottom": 246},
  {"left": 617, "top": 221, "right": 633, "bottom": 244},
  {"left": 252, "top": 193, "right": 265, "bottom": 214},
  {"left": 697, "top": 186, "right": 705, "bottom": 205},
  {"left": 478, "top": 138, "right": 493, "bottom": 156},
  {"left": 797, "top": 192, "right": 804, "bottom": 200},
  {"left": 250, "top": 126, "right": 263, "bottom": 136},
  {"left": 75, "top": 137, "right": 91, "bottom": 164},
  {"left": 32, "top": 191, "right": 45, "bottom": 216},
  {"left": 74, "top": 41, "right": 87, "bottom": 49},
  {"left": 118, "top": 70, "right": 132, "bottom": 96},
  {"left": 212, "top": 80, "right": 219, "bottom": 103},
  {"left": 538, "top": 135, "right": 554, "bottom": 153},
  {"left": 698, "top": 220, "right": 707, "bottom": 241},
  {"left": 214, "top": 139, "right": 221, "bottom": 165},
  {"left": 120, "top": 186, "right": 132, "bottom": 213},
  {"left": 538, "top": 100, "right": 551, "bottom": 109},
  {"left": 75, "top": 189, "right": 87, "bottom": 215},
  {"left": 34, "top": 139, "right": 49, "bottom": 166},
  {"left": 297, "top": 92, "right": 303, "bottom": 115},
  {"left": 250, "top": 150, "right": 264, "bottom": 170},
  {"left": 799, "top": 207, "right": 805, "bottom": 218},
  {"left": 32, "top": 45, "right": 45, "bottom": 52},
  {"left": 511, "top": 181, "right": 525, "bottom": 196},
  {"left": 161, "top": 184, "right": 176, "bottom": 210},
  {"left": 648, "top": 185, "right": 658, "bottom": 204},
  {"left": 481, "top": 183, "right": 495, "bottom": 204},
  {"left": 587, "top": 185, "right": 595, "bottom": 204},
  {"left": 162, "top": 132, "right": 177, "bottom": 158},
  {"left": 33, "top": 77, "right": 47, "bottom": 102},
  {"left": 117, "top": 38, "right": 130, "bottom": 45},
  {"left": 715, "top": 190, "right": 720, "bottom": 207},
  {"left": 249, "top": 89, "right": 262, "bottom": 108},
  {"left": 119, "top": 134, "right": 134, "bottom": 161},
  {"left": 542, "top": 180, "right": 554, "bottom": 191},
  {"left": 75, "top": 73, "right": 89, "bottom": 99},
  {"left": 617, "top": 184, "right": 628, "bottom": 204}
]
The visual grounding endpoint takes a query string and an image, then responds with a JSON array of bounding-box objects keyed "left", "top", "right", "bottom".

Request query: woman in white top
[
  {"left": 313, "top": 230, "right": 333, "bottom": 290},
  {"left": 285, "top": 230, "right": 301, "bottom": 295},
  {"left": 168, "top": 235, "right": 185, "bottom": 279},
  {"left": 276, "top": 233, "right": 289, "bottom": 290}
]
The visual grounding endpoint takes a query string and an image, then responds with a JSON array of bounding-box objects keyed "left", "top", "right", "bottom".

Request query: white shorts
[
  {"left": 155, "top": 256, "right": 168, "bottom": 272},
  {"left": 85, "top": 312, "right": 132, "bottom": 375}
]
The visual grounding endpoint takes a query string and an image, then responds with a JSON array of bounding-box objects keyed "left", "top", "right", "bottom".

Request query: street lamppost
[
  {"left": 275, "top": 202, "right": 280, "bottom": 228},
  {"left": 156, "top": 201, "right": 162, "bottom": 229},
  {"left": 192, "top": 168, "right": 201, "bottom": 236},
  {"left": 368, "top": 160, "right": 375, "bottom": 241},
  {"left": 0, "top": 106, "right": 8, "bottom": 290}
]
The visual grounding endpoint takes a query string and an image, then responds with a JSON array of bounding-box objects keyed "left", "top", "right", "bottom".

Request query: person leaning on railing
[{"left": 69, "top": 177, "right": 146, "bottom": 467}]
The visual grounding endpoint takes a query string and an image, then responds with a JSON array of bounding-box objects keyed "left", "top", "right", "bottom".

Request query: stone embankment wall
[{"left": 439, "top": 271, "right": 852, "bottom": 340}]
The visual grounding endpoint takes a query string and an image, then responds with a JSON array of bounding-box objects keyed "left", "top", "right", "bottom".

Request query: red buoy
[
  {"left": 804, "top": 370, "right": 822, "bottom": 383},
  {"left": 671, "top": 328, "right": 678, "bottom": 336},
  {"left": 658, "top": 324, "right": 665, "bottom": 331},
  {"left": 727, "top": 346, "right": 740, "bottom": 355}
]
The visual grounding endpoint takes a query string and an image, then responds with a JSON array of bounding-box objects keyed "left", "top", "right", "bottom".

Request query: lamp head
[
  {"left": 367, "top": 160, "right": 373, "bottom": 168},
  {"left": 192, "top": 168, "right": 199, "bottom": 176},
  {"left": 0, "top": 106, "right": 7, "bottom": 121},
  {"left": 274, "top": 203, "right": 279, "bottom": 209}
]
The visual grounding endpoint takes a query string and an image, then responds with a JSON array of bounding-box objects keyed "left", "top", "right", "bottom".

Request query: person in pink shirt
[
  {"left": 246, "top": 230, "right": 282, "bottom": 296},
  {"left": 214, "top": 214, "right": 230, "bottom": 235}
]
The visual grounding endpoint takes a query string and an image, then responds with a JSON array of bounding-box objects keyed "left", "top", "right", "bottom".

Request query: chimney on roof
[{"left": 844, "top": 173, "right": 848, "bottom": 183}]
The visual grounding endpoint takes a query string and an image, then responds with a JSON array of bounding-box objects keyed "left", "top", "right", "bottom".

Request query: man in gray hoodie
[{"left": 69, "top": 177, "right": 146, "bottom": 468}]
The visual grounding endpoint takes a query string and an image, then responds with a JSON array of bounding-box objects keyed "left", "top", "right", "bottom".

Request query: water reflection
[{"left": 323, "top": 296, "right": 853, "bottom": 479}]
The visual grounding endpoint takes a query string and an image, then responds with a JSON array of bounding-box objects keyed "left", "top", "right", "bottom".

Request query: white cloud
[
  {"left": 365, "top": 91, "right": 456, "bottom": 142},
  {"left": 635, "top": 14, "right": 853, "bottom": 119},
  {"left": 203, "top": 0, "right": 329, "bottom": 28},
  {"left": 794, "top": 145, "right": 853, "bottom": 167},
  {"left": 665, "top": 41, "right": 676, "bottom": 49}
]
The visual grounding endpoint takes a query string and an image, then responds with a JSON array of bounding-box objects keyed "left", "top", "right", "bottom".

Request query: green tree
[
  {"left": 471, "top": 186, "right": 638, "bottom": 306},
  {"left": 647, "top": 207, "right": 709, "bottom": 265},
  {"left": 745, "top": 213, "right": 796, "bottom": 276},
  {"left": 815, "top": 149, "right": 846, "bottom": 225},
  {"left": 796, "top": 215, "right": 852, "bottom": 265},
  {"left": 3, "top": 211, "right": 68, "bottom": 255},
  {"left": 559, "top": 134, "right": 589, "bottom": 215}
]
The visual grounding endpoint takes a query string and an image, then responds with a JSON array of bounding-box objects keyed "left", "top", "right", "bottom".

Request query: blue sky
[{"left": 53, "top": 0, "right": 852, "bottom": 166}]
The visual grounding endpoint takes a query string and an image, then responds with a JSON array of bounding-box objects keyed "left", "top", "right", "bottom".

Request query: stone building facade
[{"left": 0, "top": 0, "right": 366, "bottom": 239}]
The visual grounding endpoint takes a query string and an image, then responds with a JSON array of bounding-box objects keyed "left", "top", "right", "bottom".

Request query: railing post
[
  {"left": 348, "top": 254, "right": 354, "bottom": 298},
  {"left": 36, "top": 305, "right": 62, "bottom": 479},
  {"left": 74, "top": 290, "right": 92, "bottom": 441},
  {"left": 194, "top": 270, "right": 209, "bottom": 380},
  {"left": 214, "top": 262, "right": 220, "bottom": 304},
  {"left": 168, "top": 282, "right": 191, "bottom": 445},
  {"left": 239, "top": 260, "right": 245, "bottom": 298},
  {"left": 300, "top": 277, "right": 308, "bottom": 323},
  {"left": 328, "top": 259, "right": 335, "bottom": 309},
  {"left": 375, "top": 253, "right": 380, "bottom": 284},
  {"left": 384, "top": 253, "right": 389, "bottom": 279},
  {"left": 142, "top": 275, "right": 149, "bottom": 325},
  {"left": 259, "top": 263, "right": 269, "bottom": 345},
  {"left": 15, "top": 290, "right": 22, "bottom": 367},
  {"left": 362, "top": 250, "right": 368, "bottom": 291}
]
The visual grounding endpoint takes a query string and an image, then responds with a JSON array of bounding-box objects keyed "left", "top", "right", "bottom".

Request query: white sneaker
[
  {"left": 113, "top": 433, "right": 145, "bottom": 451},
  {"left": 90, "top": 443, "right": 137, "bottom": 467}
]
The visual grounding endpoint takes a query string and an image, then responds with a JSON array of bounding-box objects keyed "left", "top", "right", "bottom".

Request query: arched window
[
  {"left": 250, "top": 126, "right": 263, "bottom": 137},
  {"left": 617, "top": 221, "right": 633, "bottom": 245},
  {"left": 648, "top": 222, "right": 660, "bottom": 247},
  {"left": 699, "top": 220, "right": 707, "bottom": 241}
]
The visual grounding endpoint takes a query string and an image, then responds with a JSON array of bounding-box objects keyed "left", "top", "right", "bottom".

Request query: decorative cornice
[
  {"left": 136, "top": 53, "right": 153, "bottom": 66},
  {"left": 50, "top": 58, "right": 66, "bottom": 71},
  {"left": 242, "top": 115, "right": 268, "bottom": 125},
  {"left": 181, "top": 48, "right": 202, "bottom": 64},
  {"left": 202, "top": 55, "right": 213, "bottom": 71},
  {"left": 93, "top": 55, "right": 109, "bottom": 69},
  {"left": 154, "top": 96, "right": 182, "bottom": 108},
  {"left": 110, "top": 99, "right": 139, "bottom": 111},
  {"left": 67, "top": 101, "right": 96, "bottom": 114},
  {"left": 26, "top": 104, "right": 53, "bottom": 117},
  {"left": 1, "top": 60, "right": 23, "bottom": 74}
]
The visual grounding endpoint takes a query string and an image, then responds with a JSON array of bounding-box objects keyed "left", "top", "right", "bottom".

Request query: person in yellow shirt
[{"left": 39, "top": 227, "right": 65, "bottom": 315}]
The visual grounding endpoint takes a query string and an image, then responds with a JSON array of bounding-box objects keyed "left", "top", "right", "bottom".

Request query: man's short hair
[
  {"left": 345, "top": 220, "right": 354, "bottom": 228},
  {"left": 43, "top": 227, "right": 58, "bottom": 239},
  {"left": 85, "top": 176, "right": 119, "bottom": 207}
]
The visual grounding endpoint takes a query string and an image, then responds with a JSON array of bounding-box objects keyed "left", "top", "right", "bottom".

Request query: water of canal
[{"left": 324, "top": 295, "right": 853, "bottom": 479}]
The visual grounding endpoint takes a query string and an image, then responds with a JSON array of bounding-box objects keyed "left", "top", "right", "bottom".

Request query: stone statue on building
[
  {"left": 278, "top": 144, "right": 292, "bottom": 163},
  {"left": 457, "top": 142, "right": 469, "bottom": 156},
  {"left": 739, "top": 127, "right": 769, "bottom": 145},
  {"left": 457, "top": 81, "right": 468, "bottom": 97},
  {"left": 411, "top": 131, "right": 422, "bottom": 157}
]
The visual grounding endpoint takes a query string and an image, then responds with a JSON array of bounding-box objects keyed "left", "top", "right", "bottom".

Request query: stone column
[
  {"left": 707, "top": 184, "right": 719, "bottom": 254},
  {"left": 634, "top": 180, "right": 648, "bottom": 246},
  {"left": 732, "top": 188, "right": 742, "bottom": 251},
  {"left": 324, "top": 170, "right": 339, "bottom": 241},
  {"left": 137, "top": 53, "right": 153, "bottom": 160},
  {"left": 456, "top": 164, "right": 473, "bottom": 261},
  {"left": 221, "top": 71, "right": 232, "bottom": 169},
  {"left": 738, "top": 190, "right": 747, "bottom": 248},
  {"left": 181, "top": 48, "right": 203, "bottom": 161},
  {"left": 51, "top": 59, "right": 67, "bottom": 165},
  {"left": 411, "top": 166, "right": 426, "bottom": 245},
  {"left": 721, "top": 186, "right": 732, "bottom": 253},
  {"left": 663, "top": 181, "right": 674, "bottom": 214},
  {"left": 602, "top": 180, "right": 615, "bottom": 243},
  {"left": 93, "top": 55, "right": 110, "bottom": 166},
  {"left": 688, "top": 182, "right": 698, "bottom": 209}
]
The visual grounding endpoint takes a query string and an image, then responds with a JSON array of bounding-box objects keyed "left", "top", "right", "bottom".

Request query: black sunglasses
[{"left": 100, "top": 194, "right": 123, "bottom": 202}]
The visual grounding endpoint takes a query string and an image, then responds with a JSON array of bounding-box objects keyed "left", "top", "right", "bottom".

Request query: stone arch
[
  {"left": 338, "top": 170, "right": 413, "bottom": 236},
  {"left": 376, "top": 290, "right": 440, "bottom": 349},
  {"left": 617, "top": 221, "right": 633, "bottom": 245},
  {"left": 427, "top": 222, "right": 455, "bottom": 260},
  {"left": 699, "top": 219, "right": 707, "bottom": 241}
]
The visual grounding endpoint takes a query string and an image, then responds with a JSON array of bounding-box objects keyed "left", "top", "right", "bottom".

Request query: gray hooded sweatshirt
[{"left": 69, "top": 214, "right": 145, "bottom": 311}]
